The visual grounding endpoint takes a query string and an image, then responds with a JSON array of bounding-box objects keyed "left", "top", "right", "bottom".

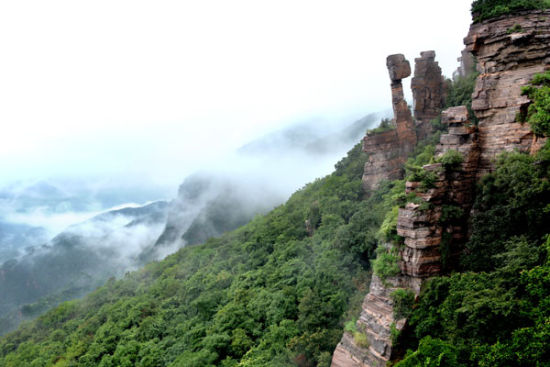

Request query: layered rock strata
[
  {"left": 332, "top": 273, "right": 422, "bottom": 367},
  {"left": 465, "top": 10, "right": 550, "bottom": 177},
  {"left": 334, "top": 105, "right": 480, "bottom": 367},
  {"left": 399, "top": 106, "right": 480, "bottom": 278},
  {"left": 333, "top": 11, "right": 550, "bottom": 367},
  {"left": 411, "top": 51, "right": 447, "bottom": 140}
]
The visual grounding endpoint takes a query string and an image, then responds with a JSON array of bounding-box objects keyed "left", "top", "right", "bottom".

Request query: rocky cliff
[
  {"left": 466, "top": 9, "right": 550, "bottom": 176},
  {"left": 362, "top": 52, "right": 444, "bottom": 192},
  {"left": 333, "top": 10, "right": 549, "bottom": 367}
]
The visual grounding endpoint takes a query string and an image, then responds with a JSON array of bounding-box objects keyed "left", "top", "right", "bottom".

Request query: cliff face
[
  {"left": 466, "top": 10, "right": 550, "bottom": 175},
  {"left": 333, "top": 10, "right": 550, "bottom": 367},
  {"left": 362, "top": 52, "right": 444, "bottom": 192},
  {"left": 411, "top": 51, "right": 447, "bottom": 140}
]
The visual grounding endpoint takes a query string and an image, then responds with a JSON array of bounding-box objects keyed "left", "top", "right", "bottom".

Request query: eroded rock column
[
  {"left": 411, "top": 51, "right": 447, "bottom": 140},
  {"left": 361, "top": 55, "right": 416, "bottom": 191}
]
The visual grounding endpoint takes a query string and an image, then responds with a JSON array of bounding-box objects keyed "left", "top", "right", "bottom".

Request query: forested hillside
[
  {"left": 0, "top": 141, "right": 397, "bottom": 366},
  {"left": 395, "top": 142, "right": 550, "bottom": 366}
]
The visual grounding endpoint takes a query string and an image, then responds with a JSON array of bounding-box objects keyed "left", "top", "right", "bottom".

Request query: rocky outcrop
[
  {"left": 334, "top": 11, "right": 550, "bottom": 367},
  {"left": 362, "top": 55, "right": 416, "bottom": 191},
  {"left": 399, "top": 106, "right": 480, "bottom": 278},
  {"left": 465, "top": 10, "right": 550, "bottom": 177},
  {"left": 332, "top": 272, "right": 422, "bottom": 367},
  {"left": 411, "top": 51, "right": 447, "bottom": 140}
]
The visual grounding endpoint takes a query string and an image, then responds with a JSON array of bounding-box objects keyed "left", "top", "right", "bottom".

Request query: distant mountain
[
  {"left": 0, "top": 200, "right": 169, "bottom": 335},
  {"left": 237, "top": 113, "right": 379, "bottom": 156},
  {"left": 0, "top": 221, "right": 48, "bottom": 260},
  {"left": 152, "top": 113, "right": 381, "bottom": 254}
]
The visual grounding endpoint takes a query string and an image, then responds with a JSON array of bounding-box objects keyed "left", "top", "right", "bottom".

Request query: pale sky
[{"left": 0, "top": 0, "right": 473, "bottom": 190}]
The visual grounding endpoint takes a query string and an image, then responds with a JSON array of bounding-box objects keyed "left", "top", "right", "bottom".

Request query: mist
[{"left": 0, "top": 112, "right": 381, "bottom": 335}]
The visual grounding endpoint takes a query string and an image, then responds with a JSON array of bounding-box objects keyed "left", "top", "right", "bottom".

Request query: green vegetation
[
  {"left": 372, "top": 246, "right": 400, "bottom": 281},
  {"left": 367, "top": 118, "right": 395, "bottom": 135},
  {"left": 391, "top": 289, "right": 415, "bottom": 320},
  {"left": 395, "top": 141, "right": 550, "bottom": 366},
  {"left": 507, "top": 23, "right": 524, "bottom": 33},
  {"left": 471, "top": 0, "right": 550, "bottom": 22},
  {"left": 0, "top": 142, "right": 392, "bottom": 367},
  {"left": 519, "top": 70, "right": 550, "bottom": 136},
  {"left": 343, "top": 319, "right": 368, "bottom": 348},
  {"left": 445, "top": 67, "right": 479, "bottom": 125},
  {"left": 436, "top": 150, "right": 464, "bottom": 171}
]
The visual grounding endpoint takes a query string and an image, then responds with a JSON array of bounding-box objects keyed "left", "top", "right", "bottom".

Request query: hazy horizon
[{"left": 1, "top": 1, "right": 472, "bottom": 193}]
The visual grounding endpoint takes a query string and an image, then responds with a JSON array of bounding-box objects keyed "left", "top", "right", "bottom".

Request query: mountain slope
[
  {"left": 0, "top": 142, "right": 393, "bottom": 367},
  {"left": 0, "top": 201, "right": 169, "bottom": 336}
]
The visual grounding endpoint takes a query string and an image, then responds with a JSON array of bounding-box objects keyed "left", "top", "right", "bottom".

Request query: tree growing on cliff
[
  {"left": 471, "top": 0, "right": 550, "bottom": 22},
  {"left": 519, "top": 70, "right": 550, "bottom": 137}
]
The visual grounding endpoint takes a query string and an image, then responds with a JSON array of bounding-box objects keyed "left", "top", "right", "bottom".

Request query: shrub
[
  {"left": 372, "top": 246, "right": 400, "bottom": 280},
  {"left": 367, "top": 118, "right": 394, "bottom": 135},
  {"left": 437, "top": 150, "right": 463, "bottom": 171},
  {"left": 519, "top": 71, "right": 550, "bottom": 137},
  {"left": 391, "top": 289, "right": 415, "bottom": 320},
  {"left": 390, "top": 322, "right": 401, "bottom": 345},
  {"left": 507, "top": 23, "right": 523, "bottom": 33},
  {"left": 378, "top": 206, "right": 399, "bottom": 242},
  {"left": 353, "top": 331, "right": 369, "bottom": 348},
  {"left": 471, "top": 0, "right": 550, "bottom": 23}
]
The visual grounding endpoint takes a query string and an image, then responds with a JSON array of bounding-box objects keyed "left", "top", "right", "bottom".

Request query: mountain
[
  {"left": 1, "top": 4, "right": 550, "bottom": 367},
  {"left": 152, "top": 113, "right": 380, "bottom": 255},
  {"left": 0, "top": 221, "right": 48, "bottom": 260},
  {"left": 237, "top": 113, "right": 380, "bottom": 157},
  {"left": 0, "top": 200, "right": 169, "bottom": 335}
]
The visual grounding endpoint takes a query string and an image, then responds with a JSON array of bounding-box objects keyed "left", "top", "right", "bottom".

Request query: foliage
[
  {"left": 519, "top": 71, "right": 550, "bottom": 136},
  {"left": 390, "top": 323, "right": 401, "bottom": 346},
  {"left": 353, "top": 331, "right": 369, "bottom": 349},
  {"left": 396, "top": 336, "right": 465, "bottom": 367},
  {"left": 471, "top": 0, "right": 550, "bottom": 22},
  {"left": 437, "top": 150, "right": 464, "bottom": 171},
  {"left": 378, "top": 206, "right": 399, "bottom": 242},
  {"left": 372, "top": 246, "right": 400, "bottom": 281},
  {"left": 462, "top": 141, "right": 550, "bottom": 271},
  {"left": 367, "top": 118, "right": 395, "bottom": 135},
  {"left": 507, "top": 23, "right": 524, "bottom": 33},
  {"left": 445, "top": 69, "right": 479, "bottom": 125},
  {"left": 404, "top": 144, "right": 438, "bottom": 191},
  {"left": 397, "top": 142, "right": 550, "bottom": 366},
  {"left": 445, "top": 72, "right": 478, "bottom": 109},
  {"left": 391, "top": 289, "right": 415, "bottom": 320},
  {"left": 0, "top": 142, "right": 389, "bottom": 367}
]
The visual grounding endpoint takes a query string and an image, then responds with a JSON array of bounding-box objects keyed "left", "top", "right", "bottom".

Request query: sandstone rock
[
  {"left": 334, "top": 12, "right": 550, "bottom": 366},
  {"left": 362, "top": 55, "right": 416, "bottom": 191},
  {"left": 386, "top": 54, "right": 411, "bottom": 82},
  {"left": 464, "top": 9, "right": 550, "bottom": 176},
  {"left": 411, "top": 51, "right": 447, "bottom": 139}
]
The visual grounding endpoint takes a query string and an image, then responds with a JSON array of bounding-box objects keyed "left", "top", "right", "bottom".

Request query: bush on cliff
[
  {"left": 396, "top": 141, "right": 550, "bottom": 367},
  {"left": 519, "top": 70, "right": 550, "bottom": 137},
  {"left": 471, "top": 0, "right": 550, "bottom": 22}
]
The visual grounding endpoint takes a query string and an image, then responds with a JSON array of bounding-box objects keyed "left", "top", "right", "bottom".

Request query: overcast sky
[{"left": 0, "top": 0, "right": 472, "bottom": 192}]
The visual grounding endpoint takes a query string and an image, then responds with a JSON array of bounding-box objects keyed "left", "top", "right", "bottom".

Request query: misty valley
[
  {"left": 0, "top": 114, "right": 379, "bottom": 336},
  {"left": 2, "top": 1, "right": 550, "bottom": 366}
]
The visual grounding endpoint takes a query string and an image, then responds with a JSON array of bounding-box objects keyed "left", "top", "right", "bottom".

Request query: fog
[
  {"left": 0, "top": 111, "right": 381, "bottom": 335},
  {"left": 0, "top": 1, "right": 472, "bottom": 189},
  {"left": 0, "top": 0, "right": 473, "bottom": 337}
]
